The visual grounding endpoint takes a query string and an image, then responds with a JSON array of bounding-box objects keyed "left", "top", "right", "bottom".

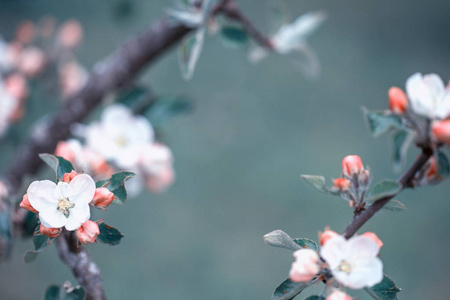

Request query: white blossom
[
  {"left": 27, "top": 174, "right": 95, "bottom": 230},
  {"left": 406, "top": 73, "right": 450, "bottom": 119},
  {"left": 85, "top": 104, "right": 154, "bottom": 169},
  {"left": 320, "top": 235, "right": 383, "bottom": 289},
  {"left": 0, "top": 81, "right": 18, "bottom": 137}
]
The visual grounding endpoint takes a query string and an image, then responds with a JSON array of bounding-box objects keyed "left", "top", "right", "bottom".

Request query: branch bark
[
  {"left": 56, "top": 231, "right": 105, "bottom": 300},
  {"left": 342, "top": 146, "right": 433, "bottom": 239}
]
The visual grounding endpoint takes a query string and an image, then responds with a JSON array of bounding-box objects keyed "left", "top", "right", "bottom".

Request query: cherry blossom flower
[
  {"left": 320, "top": 234, "right": 383, "bottom": 289},
  {"left": 139, "top": 143, "right": 175, "bottom": 193},
  {"left": 26, "top": 174, "right": 95, "bottom": 230},
  {"left": 341, "top": 155, "right": 364, "bottom": 178},
  {"left": 85, "top": 104, "right": 154, "bottom": 169},
  {"left": 76, "top": 220, "right": 100, "bottom": 245},
  {"left": 406, "top": 73, "right": 450, "bottom": 119},
  {"left": 0, "top": 80, "right": 19, "bottom": 137},
  {"left": 326, "top": 290, "right": 352, "bottom": 300},
  {"left": 289, "top": 249, "right": 320, "bottom": 282}
]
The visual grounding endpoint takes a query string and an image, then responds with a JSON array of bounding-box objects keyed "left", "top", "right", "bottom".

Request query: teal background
[{"left": 1, "top": 0, "right": 450, "bottom": 299}]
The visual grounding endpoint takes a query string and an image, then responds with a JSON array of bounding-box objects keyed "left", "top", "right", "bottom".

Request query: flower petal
[
  {"left": 64, "top": 203, "right": 90, "bottom": 231},
  {"left": 39, "top": 207, "right": 67, "bottom": 228},
  {"left": 69, "top": 174, "right": 95, "bottom": 204},
  {"left": 320, "top": 235, "right": 347, "bottom": 269},
  {"left": 54, "top": 181, "right": 76, "bottom": 200},
  {"left": 406, "top": 73, "right": 435, "bottom": 118},
  {"left": 27, "top": 180, "right": 57, "bottom": 212},
  {"left": 348, "top": 236, "right": 379, "bottom": 259}
]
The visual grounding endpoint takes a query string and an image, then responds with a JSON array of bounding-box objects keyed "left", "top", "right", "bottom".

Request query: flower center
[
  {"left": 57, "top": 198, "right": 75, "bottom": 218},
  {"left": 337, "top": 260, "right": 352, "bottom": 274},
  {"left": 115, "top": 135, "right": 127, "bottom": 147}
]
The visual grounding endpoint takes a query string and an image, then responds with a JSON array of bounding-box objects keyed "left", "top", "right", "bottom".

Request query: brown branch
[
  {"left": 342, "top": 146, "right": 433, "bottom": 239},
  {"left": 56, "top": 231, "right": 105, "bottom": 300}
]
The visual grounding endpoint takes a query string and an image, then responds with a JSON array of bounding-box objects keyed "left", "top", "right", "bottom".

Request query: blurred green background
[{"left": 1, "top": 0, "right": 450, "bottom": 299}]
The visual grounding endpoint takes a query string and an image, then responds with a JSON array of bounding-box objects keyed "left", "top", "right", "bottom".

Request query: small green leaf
[
  {"left": 178, "top": 28, "right": 205, "bottom": 81},
  {"left": 304, "top": 296, "right": 325, "bottom": 300},
  {"left": 366, "top": 180, "right": 401, "bottom": 203},
  {"left": 96, "top": 171, "right": 136, "bottom": 204},
  {"left": 144, "top": 95, "right": 193, "bottom": 126},
  {"left": 369, "top": 275, "right": 401, "bottom": 300},
  {"left": 292, "top": 238, "right": 318, "bottom": 251},
  {"left": 39, "top": 154, "right": 74, "bottom": 181},
  {"left": 220, "top": 25, "right": 249, "bottom": 48},
  {"left": 263, "top": 230, "right": 301, "bottom": 251},
  {"left": 24, "top": 234, "right": 51, "bottom": 264},
  {"left": 301, "top": 175, "right": 328, "bottom": 193},
  {"left": 24, "top": 251, "right": 40, "bottom": 264},
  {"left": 44, "top": 285, "right": 61, "bottom": 300},
  {"left": 382, "top": 199, "right": 406, "bottom": 212},
  {"left": 116, "top": 86, "right": 149, "bottom": 108},
  {"left": 438, "top": 151, "right": 450, "bottom": 178},
  {"left": 272, "top": 278, "right": 311, "bottom": 300},
  {"left": 392, "top": 130, "right": 414, "bottom": 172},
  {"left": 21, "top": 211, "right": 39, "bottom": 238},
  {"left": 363, "top": 108, "right": 403, "bottom": 138},
  {"left": 97, "top": 222, "right": 123, "bottom": 246},
  {"left": 65, "top": 287, "right": 85, "bottom": 300}
]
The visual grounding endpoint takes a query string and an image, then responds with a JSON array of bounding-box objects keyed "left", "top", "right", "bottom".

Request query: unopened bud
[
  {"left": 432, "top": 120, "right": 450, "bottom": 145},
  {"left": 91, "top": 188, "right": 115, "bottom": 208},
  {"left": 58, "top": 20, "right": 83, "bottom": 49},
  {"left": 76, "top": 220, "right": 100, "bottom": 245},
  {"left": 326, "top": 290, "right": 352, "bottom": 300},
  {"left": 361, "top": 232, "right": 383, "bottom": 249},
  {"left": 388, "top": 87, "right": 408, "bottom": 114},
  {"left": 342, "top": 155, "right": 364, "bottom": 178},
  {"left": 62, "top": 170, "right": 78, "bottom": 183},
  {"left": 19, "top": 193, "right": 38, "bottom": 213},
  {"left": 333, "top": 178, "right": 351, "bottom": 191},
  {"left": 39, "top": 224, "right": 61, "bottom": 238},
  {"left": 18, "top": 47, "right": 46, "bottom": 77},
  {"left": 16, "top": 21, "right": 35, "bottom": 44},
  {"left": 319, "top": 229, "right": 339, "bottom": 246}
]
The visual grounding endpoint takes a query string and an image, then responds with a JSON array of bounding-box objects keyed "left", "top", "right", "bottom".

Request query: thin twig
[{"left": 342, "top": 146, "right": 433, "bottom": 239}]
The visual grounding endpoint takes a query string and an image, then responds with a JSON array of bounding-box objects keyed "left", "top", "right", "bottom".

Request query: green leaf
[
  {"left": 44, "top": 285, "right": 61, "bottom": 300},
  {"left": 178, "top": 28, "right": 205, "bottom": 81},
  {"left": 65, "top": 287, "right": 85, "bottom": 300},
  {"left": 438, "top": 151, "right": 450, "bottom": 178},
  {"left": 392, "top": 130, "right": 414, "bottom": 172},
  {"left": 369, "top": 275, "right": 401, "bottom": 300},
  {"left": 24, "top": 234, "right": 51, "bottom": 264},
  {"left": 144, "top": 95, "right": 193, "bottom": 126},
  {"left": 292, "top": 238, "right": 318, "bottom": 251},
  {"left": 304, "top": 296, "right": 325, "bottom": 300},
  {"left": 39, "top": 154, "right": 74, "bottom": 181},
  {"left": 116, "top": 86, "right": 149, "bottom": 108},
  {"left": 97, "top": 222, "right": 124, "bottom": 246},
  {"left": 22, "top": 211, "right": 39, "bottom": 238},
  {"left": 0, "top": 212, "right": 12, "bottom": 243},
  {"left": 363, "top": 108, "right": 403, "bottom": 138},
  {"left": 263, "top": 230, "right": 301, "bottom": 251},
  {"left": 382, "top": 199, "right": 406, "bottom": 212},
  {"left": 301, "top": 175, "right": 328, "bottom": 193},
  {"left": 366, "top": 180, "right": 401, "bottom": 203},
  {"left": 96, "top": 171, "right": 136, "bottom": 204},
  {"left": 272, "top": 278, "right": 310, "bottom": 300},
  {"left": 220, "top": 25, "right": 249, "bottom": 48}
]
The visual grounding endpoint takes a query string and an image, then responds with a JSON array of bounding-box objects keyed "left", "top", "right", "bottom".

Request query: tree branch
[
  {"left": 342, "top": 146, "right": 434, "bottom": 239},
  {"left": 56, "top": 231, "right": 105, "bottom": 300}
]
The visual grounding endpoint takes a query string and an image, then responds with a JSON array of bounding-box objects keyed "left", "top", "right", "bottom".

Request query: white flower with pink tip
[
  {"left": 26, "top": 174, "right": 95, "bottom": 230},
  {"left": 320, "top": 234, "right": 383, "bottom": 289},
  {"left": 289, "top": 248, "right": 320, "bottom": 282}
]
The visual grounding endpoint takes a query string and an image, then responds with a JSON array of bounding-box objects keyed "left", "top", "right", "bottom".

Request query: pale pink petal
[
  {"left": 64, "top": 203, "right": 90, "bottom": 231},
  {"left": 27, "top": 180, "right": 57, "bottom": 212},
  {"left": 406, "top": 73, "right": 435, "bottom": 118},
  {"left": 39, "top": 207, "right": 68, "bottom": 229},
  {"left": 69, "top": 174, "right": 95, "bottom": 204}
]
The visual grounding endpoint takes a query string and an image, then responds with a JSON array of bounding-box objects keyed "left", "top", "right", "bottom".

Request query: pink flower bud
[
  {"left": 388, "top": 87, "right": 408, "bottom": 114},
  {"left": 319, "top": 229, "right": 339, "bottom": 246},
  {"left": 4, "top": 73, "right": 28, "bottom": 101},
  {"left": 55, "top": 141, "right": 76, "bottom": 163},
  {"left": 92, "top": 188, "right": 115, "bottom": 208},
  {"left": 333, "top": 178, "right": 351, "bottom": 191},
  {"left": 289, "top": 249, "right": 320, "bottom": 282},
  {"left": 18, "top": 47, "right": 47, "bottom": 77},
  {"left": 326, "top": 290, "right": 352, "bottom": 300},
  {"left": 76, "top": 220, "right": 100, "bottom": 245},
  {"left": 58, "top": 20, "right": 83, "bottom": 49},
  {"left": 62, "top": 170, "right": 79, "bottom": 183},
  {"left": 342, "top": 155, "right": 364, "bottom": 178},
  {"left": 39, "top": 224, "right": 61, "bottom": 238},
  {"left": 16, "top": 21, "right": 35, "bottom": 44},
  {"left": 361, "top": 232, "right": 383, "bottom": 249},
  {"left": 19, "top": 194, "right": 38, "bottom": 213},
  {"left": 432, "top": 120, "right": 450, "bottom": 145}
]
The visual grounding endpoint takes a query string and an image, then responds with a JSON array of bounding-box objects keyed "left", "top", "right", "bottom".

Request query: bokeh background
[{"left": 1, "top": 0, "right": 450, "bottom": 299}]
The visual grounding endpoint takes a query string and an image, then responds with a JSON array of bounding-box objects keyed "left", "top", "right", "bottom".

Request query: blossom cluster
[
  {"left": 20, "top": 170, "right": 115, "bottom": 244},
  {"left": 0, "top": 18, "right": 87, "bottom": 137},
  {"left": 55, "top": 104, "right": 175, "bottom": 195}
]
